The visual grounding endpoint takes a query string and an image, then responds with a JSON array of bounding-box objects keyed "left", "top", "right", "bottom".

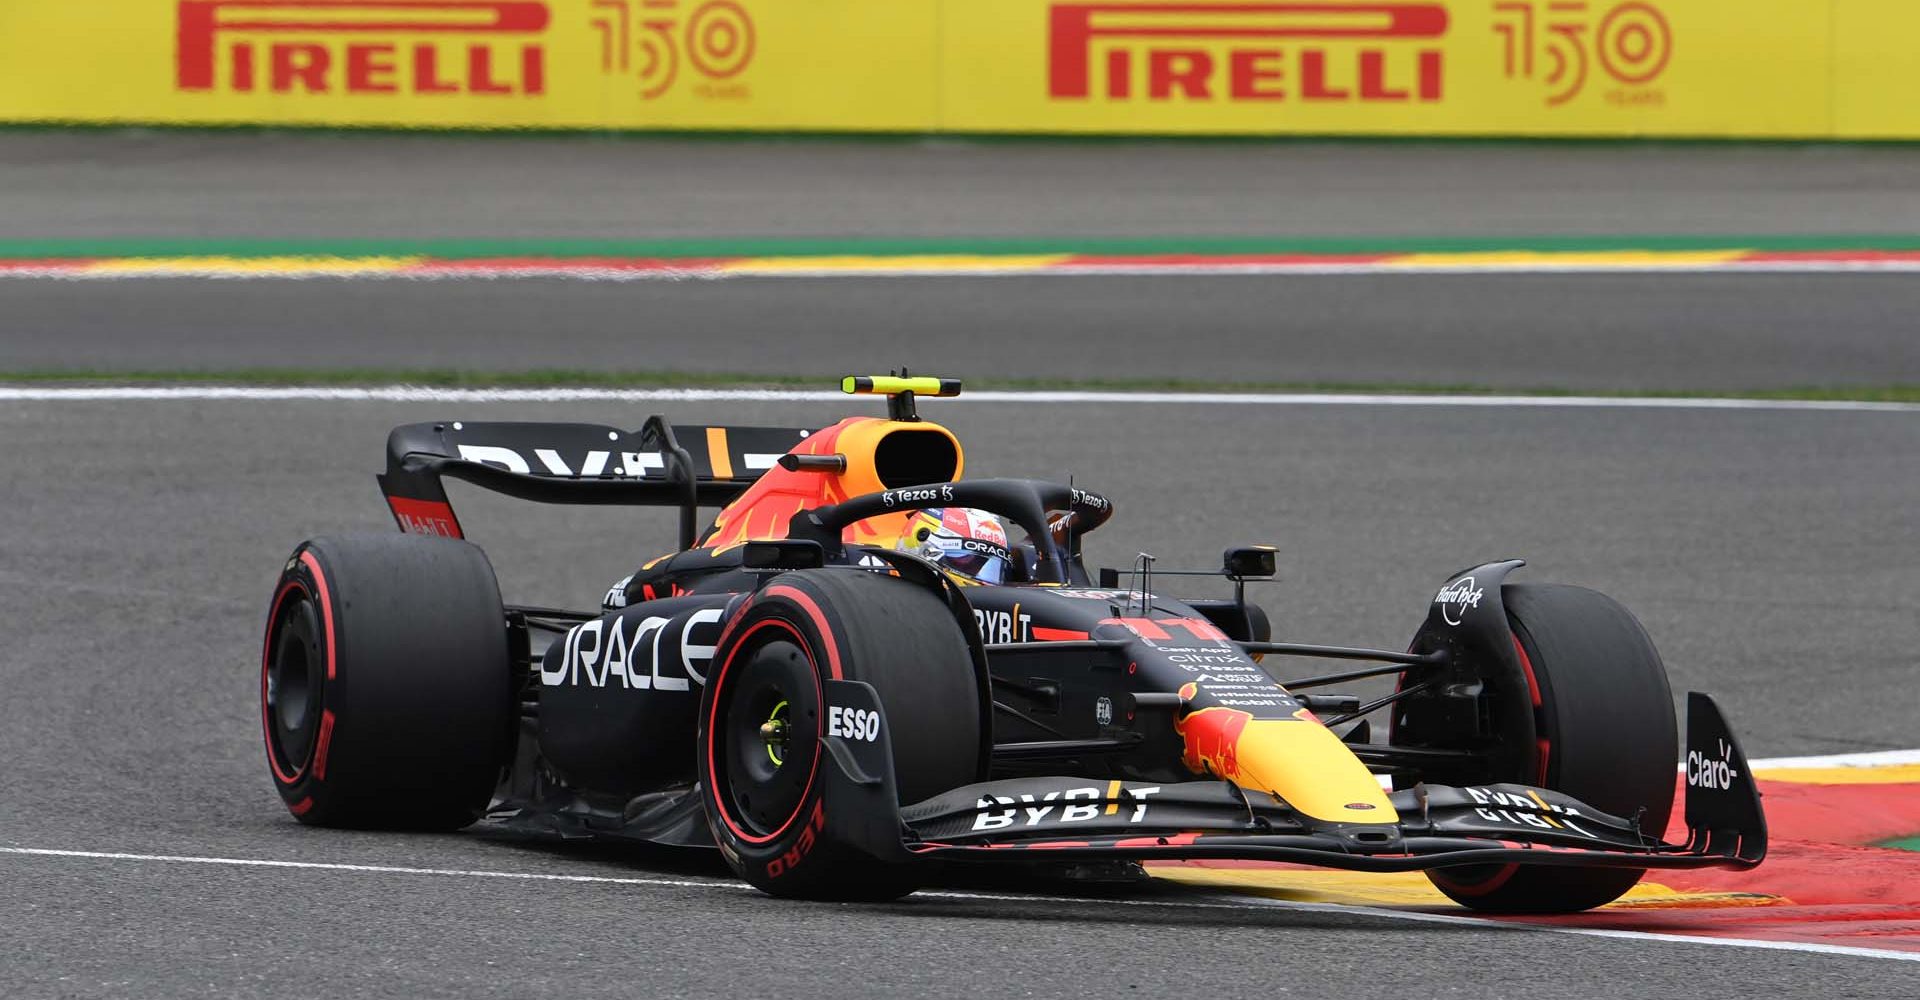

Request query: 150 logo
[
  {"left": 1492, "top": 0, "right": 1672, "bottom": 106},
  {"left": 589, "top": 0, "right": 755, "bottom": 99}
]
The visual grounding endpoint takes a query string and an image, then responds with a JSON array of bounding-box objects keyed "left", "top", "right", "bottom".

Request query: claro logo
[
  {"left": 1049, "top": 2, "right": 1448, "bottom": 103},
  {"left": 1686, "top": 739, "right": 1742, "bottom": 791},
  {"left": 176, "top": 1, "right": 550, "bottom": 95}
]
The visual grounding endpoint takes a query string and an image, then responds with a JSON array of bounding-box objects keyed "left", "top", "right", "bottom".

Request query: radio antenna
[
  {"left": 1065, "top": 474, "right": 1077, "bottom": 583},
  {"left": 1130, "top": 552, "right": 1156, "bottom": 615}
]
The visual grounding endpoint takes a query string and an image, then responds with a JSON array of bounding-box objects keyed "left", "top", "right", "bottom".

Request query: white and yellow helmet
[{"left": 898, "top": 507, "right": 1012, "bottom": 585}]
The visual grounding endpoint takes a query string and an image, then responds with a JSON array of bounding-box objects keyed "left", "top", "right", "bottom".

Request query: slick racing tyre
[
  {"left": 1396, "top": 583, "right": 1677, "bottom": 913},
  {"left": 699, "top": 568, "right": 983, "bottom": 900},
  {"left": 261, "top": 533, "right": 513, "bottom": 830}
]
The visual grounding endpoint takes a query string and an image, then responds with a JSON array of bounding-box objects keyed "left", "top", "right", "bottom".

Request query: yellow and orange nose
[{"left": 1175, "top": 708, "right": 1398, "bottom": 824}]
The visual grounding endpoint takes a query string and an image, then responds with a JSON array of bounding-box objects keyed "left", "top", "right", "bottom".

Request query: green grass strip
[
  {"left": 5, "top": 233, "right": 1920, "bottom": 260},
  {"left": 5, "top": 368, "right": 1918, "bottom": 403},
  {"left": 1881, "top": 836, "right": 1920, "bottom": 851}
]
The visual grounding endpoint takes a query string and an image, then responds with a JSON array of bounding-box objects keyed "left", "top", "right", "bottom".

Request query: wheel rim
[
  {"left": 717, "top": 631, "right": 820, "bottom": 839},
  {"left": 264, "top": 590, "right": 325, "bottom": 782}
]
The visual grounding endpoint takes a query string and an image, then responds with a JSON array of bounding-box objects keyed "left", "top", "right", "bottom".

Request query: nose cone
[{"left": 1176, "top": 708, "right": 1399, "bottom": 824}]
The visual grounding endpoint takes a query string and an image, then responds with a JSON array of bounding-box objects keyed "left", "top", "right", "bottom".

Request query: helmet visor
[{"left": 933, "top": 537, "right": 1008, "bottom": 584}]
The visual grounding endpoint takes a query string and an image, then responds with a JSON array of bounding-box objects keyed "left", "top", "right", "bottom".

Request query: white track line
[
  {"left": 7, "top": 261, "right": 1920, "bottom": 281},
  {"left": 2, "top": 386, "right": 1916, "bottom": 413},
  {"left": 1749, "top": 748, "right": 1920, "bottom": 769},
  {"left": 713, "top": 262, "right": 1920, "bottom": 279},
  {"left": 2, "top": 845, "right": 1914, "bottom": 963},
  {"left": 0, "top": 847, "right": 744, "bottom": 889}
]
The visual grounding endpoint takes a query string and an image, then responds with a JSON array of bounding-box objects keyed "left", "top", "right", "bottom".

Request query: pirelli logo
[
  {"left": 1049, "top": 2, "right": 1447, "bottom": 103},
  {"left": 176, "top": 0, "right": 550, "bottom": 95}
]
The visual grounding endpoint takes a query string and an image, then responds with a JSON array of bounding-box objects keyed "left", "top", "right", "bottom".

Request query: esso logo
[{"left": 827, "top": 705, "right": 880, "bottom": 742}]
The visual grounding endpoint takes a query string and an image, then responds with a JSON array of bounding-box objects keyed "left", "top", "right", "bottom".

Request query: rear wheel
[
  {"left": 261, "top": 533, "right": 513, "bottom": 830},
  {"left": 1397, "top": 583, "right": 1677, "bottom": 913},
  {"left": 699, "top": 568, "right": 982, "bottom": 899}
]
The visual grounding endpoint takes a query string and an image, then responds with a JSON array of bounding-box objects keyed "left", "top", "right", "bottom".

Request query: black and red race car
[{"left": 260, "top": 375, "right": 1765, "bottom": 912}]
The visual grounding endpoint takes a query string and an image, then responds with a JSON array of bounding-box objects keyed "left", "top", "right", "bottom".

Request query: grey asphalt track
[
  {"left": 4, "top": 273, "right": 1918, "bottom": 390},
  {"left": 2, "top": 396, "right": 1917, "bottom": 998},
  {"left": 5, "top": 132, "right": 1918, "bottom": 392},
  {"left": 7, "top": 131, "right": 1920, "bottom": 240}
]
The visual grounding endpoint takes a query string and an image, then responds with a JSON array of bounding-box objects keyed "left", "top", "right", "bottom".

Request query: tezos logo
[
  {"left": 828, "top": 705, "right": 880, "bottom": 742},
  {"left": 1070, "top": 487, "right": 1110, "bottom": 512},
  {"left": 1686, "top": 739, "right": 1741, "bottom": 790},
  {"left": 880, "top": 484, "right": 953, "bottom": 508},
  {"left": 1434, "top": 576, "right": 1484, "bottom": 626}
]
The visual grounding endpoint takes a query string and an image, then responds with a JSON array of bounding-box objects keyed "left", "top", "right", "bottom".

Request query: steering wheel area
[{"left": 786, "top": 478, "right": 1115, "bottom": 584}]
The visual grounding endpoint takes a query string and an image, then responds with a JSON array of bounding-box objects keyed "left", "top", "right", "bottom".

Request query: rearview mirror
[
  {"left": 1223, "top": 546, "right": 1277, "bottom": 579},
  {"left": 742, "top": 540, "right": 827, "bottom": 571}
]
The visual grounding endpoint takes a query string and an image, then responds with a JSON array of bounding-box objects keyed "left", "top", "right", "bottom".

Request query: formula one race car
[{"left": 260, "top": 375, "right": 1766, "bottom": 913}]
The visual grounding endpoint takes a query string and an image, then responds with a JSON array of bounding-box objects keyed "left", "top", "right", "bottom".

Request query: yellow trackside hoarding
[
  {"left": 0, "top": 0, "right": 1914, "bottom": 138},
  {"left": 943, "top": 0, "right": 1832, "bottom": 137},
  {"left": 0, "top": 0, "right": 937, "bottom": 130},
  {"left": 1832, "top": 2, "right": 1920, "bottom": 139}
]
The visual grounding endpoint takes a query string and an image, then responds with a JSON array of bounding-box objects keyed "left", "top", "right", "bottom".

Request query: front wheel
[
  {"left": 698, "top": 568, "right": 983, "bottom": 900},
  {"left": 1398, "top": 582, "right": 1677, "bottom": 913}
]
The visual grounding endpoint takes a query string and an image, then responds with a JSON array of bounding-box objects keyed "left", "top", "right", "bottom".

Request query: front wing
[{"left": 820, "top": 684, "right": 1766, "bottom": 874}]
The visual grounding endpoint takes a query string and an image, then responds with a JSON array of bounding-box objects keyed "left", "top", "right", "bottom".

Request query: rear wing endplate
[{"left": 376, "top": 416, "right": 809, "bottom": 548}]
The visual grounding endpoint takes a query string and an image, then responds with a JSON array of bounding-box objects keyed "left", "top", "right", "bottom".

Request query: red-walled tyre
[
  {"left": 261, "top": 533, "right": 513, "bottom": 830},
  {"left": 698, "top": 568, "right": 982, "bottom": 900},
  {"left": 1397, "top": 583, "right": 1678, "bottom": 913}
]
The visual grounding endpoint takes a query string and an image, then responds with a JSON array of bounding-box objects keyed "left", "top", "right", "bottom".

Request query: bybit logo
[{"left": 176, "top": 1, "right": 550, "bottom": 96}]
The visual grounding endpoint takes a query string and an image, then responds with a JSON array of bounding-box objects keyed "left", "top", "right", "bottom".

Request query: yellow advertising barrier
[
  {"left": 0, "top": 0, "right": 938, "bottom": 130},
  {"left": 1832, "top": 2, "right": 1920, "bottom": 139},
  {"left": 944, "top": 0, "right": 1831, "bottom": 137},
  {"left": 0, "top": 0, "right": 1913, "bottom": 138}
]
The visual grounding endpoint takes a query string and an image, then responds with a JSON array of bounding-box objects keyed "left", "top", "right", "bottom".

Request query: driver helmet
[{"left": 899, "top": 507, "right": 1012, "bottom": 585}]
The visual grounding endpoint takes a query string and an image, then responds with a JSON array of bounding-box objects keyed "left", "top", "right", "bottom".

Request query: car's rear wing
[{"left": 376, "top": 417, "right": 810, "bottom": 548}]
